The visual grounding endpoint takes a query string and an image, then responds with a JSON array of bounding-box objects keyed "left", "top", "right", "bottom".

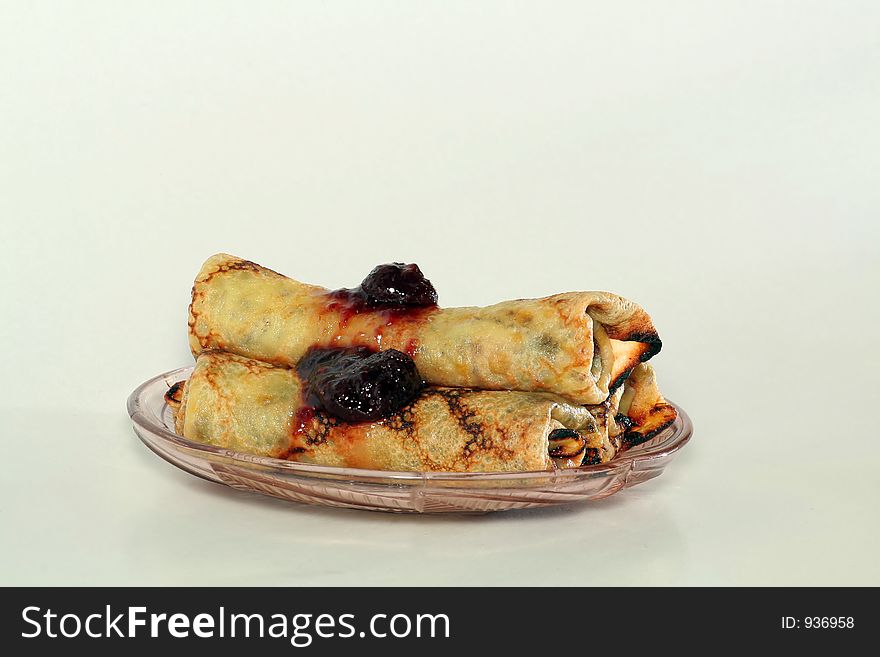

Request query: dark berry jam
[
  {"left": 360, "top": 263, "right": 437, "bottom": 307},
  {"left": 329, "top": 262, "right": 438, "bottom": 312},
  {"left": 296, "top": 346, "right": 425, "bottom": 423}
]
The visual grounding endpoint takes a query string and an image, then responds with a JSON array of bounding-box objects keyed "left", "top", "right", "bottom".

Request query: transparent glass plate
[{"left": 128, "top": 366, "right": 693, "bottom": 514}]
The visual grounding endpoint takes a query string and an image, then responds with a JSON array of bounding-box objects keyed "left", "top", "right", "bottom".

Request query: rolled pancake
[
  {"left": 580, "top": 362, "right": 677, "bottom": 457},
  {"left": 188, "top": 254, "right": 662, "bottom": 404},
  {"left": 173, "top": 351, "right": 615, "bottom": 473},
  {"left": 614, "top": 362, "right": 678, "bottom": 447}
]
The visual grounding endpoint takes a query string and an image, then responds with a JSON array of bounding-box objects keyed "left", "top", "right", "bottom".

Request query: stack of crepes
[{"left": 168, "top": 254, "right": 677, "bottom": 473}]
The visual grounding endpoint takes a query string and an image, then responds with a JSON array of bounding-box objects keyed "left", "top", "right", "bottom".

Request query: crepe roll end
[
  {"left": 618, "top": 363, "right": 678, "bottom": 448},
  {"left": 164, "top": 380, "right": 185, "bottom": 410},
  {"left": 164, "top": 378, "right": 190, "bottom": 436},
  {"left": 548, "top": 426, "right": 587, "bottom": 469}
]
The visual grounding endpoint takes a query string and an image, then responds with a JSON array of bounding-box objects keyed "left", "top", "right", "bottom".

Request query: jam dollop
[
  {"left": 330, "top": 262, "right": 438, "bottom": 310},
  {"left": 360, "top": 262, "right": 437, "bottom": 307},
  {"left": 296, "top": 346, "right": 425, "bottom": 423}
]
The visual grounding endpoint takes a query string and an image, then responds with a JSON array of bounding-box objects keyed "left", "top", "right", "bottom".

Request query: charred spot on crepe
[
  {"left": 164, "top": 380, "right": 185, "bottom": 406},
  {"left": 622, "top": 425, "right": 664, "bottom": 449},
  {"left": 287, "top": 403, "right": 417, "bottom": 454},
  {"left": 296, "top": 346, "right": 425, "bottom": 423},
  {"left": 424, "top": 388, "right": 484, "bottom": 442},
  {"left": 278, "top": 445, "right": 309, "bottom": 459},
  {"left": 383, "top": 407, "right": 417, "bottom": 434},
  {"left": 419, "top": 388, "right": 511, "bottom": 461},
  {"left": 622, "top": 405, "right": 677, "bottom": 449},
  {"left": 625, "top": 331, "right": 662, "bottom": 362},
  {"left": 548, "top": 429, "right": 586, "bottom": 459},
  {"left": 608, "top": 368, "right": 631, "bottom": 395},
  {"left": 582, "top": 448, "right": 603, "bottom": 466},
  {"left": 548, "top": 428, "right": 580, "bottom": 441},
  {"left": 614, "top": 413, "right": 635, "bottom": 432}
]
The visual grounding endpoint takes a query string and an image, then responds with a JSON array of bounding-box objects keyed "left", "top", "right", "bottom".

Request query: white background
[{"left": 1, "top": 1, "right": 878, "bottom": 585}]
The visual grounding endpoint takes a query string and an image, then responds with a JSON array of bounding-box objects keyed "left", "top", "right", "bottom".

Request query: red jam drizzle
[
  {"left": 322, "top": 288, "right": 438, "bottom": 353},
  {"left": 326, "top": 288, "right": 438, "bottom": 327},
  {"left": 291, "top": 405, "right": 317, "bottom": 438}
]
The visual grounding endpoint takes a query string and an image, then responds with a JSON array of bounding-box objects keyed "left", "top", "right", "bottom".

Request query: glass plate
[{"left": 128, "top": 366, "right": 693, "bottom": 514}]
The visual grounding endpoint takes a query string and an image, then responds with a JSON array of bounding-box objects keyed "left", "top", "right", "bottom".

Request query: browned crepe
[
  {"left": 614, "top": 363, "right": 678, "bottom": 447},
  {"left": 171, "top": 352, "right": 677, "bottom": 473},
  {"left": 174, "top": 351, "right": 619, "bottom": 472},
  {"left": 188, "top": 254, "right": 662, "bottom": 404},
  {"left": 587, "top": 362, "right": 677, "bottom": 452}
]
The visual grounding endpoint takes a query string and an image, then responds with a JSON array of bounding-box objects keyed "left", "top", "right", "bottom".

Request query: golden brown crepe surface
[
  {"left": 176, "top": 351, "right": 614, "bottom": 473},
  {"left": 188, "top": 254, "right": 662, "bottom": 404},
  {"left": 615, "top": 362, "right": 677, "bottom": 447}
]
